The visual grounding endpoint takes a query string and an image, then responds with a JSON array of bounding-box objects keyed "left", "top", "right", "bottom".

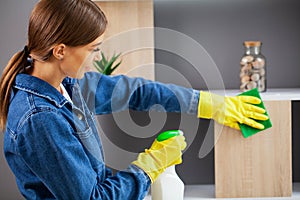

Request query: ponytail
[{"left": 0, "top": 48, "right": 29, "bottom": 130}]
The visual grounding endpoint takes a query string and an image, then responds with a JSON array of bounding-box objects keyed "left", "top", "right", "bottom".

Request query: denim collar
[{"left": 14, "top": 73, "right": 73, "bottom": 108}]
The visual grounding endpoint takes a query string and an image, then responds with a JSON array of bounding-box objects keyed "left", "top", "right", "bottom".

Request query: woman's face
[{"left": 61, "top": 36, "right": 103, "bottom": 78}]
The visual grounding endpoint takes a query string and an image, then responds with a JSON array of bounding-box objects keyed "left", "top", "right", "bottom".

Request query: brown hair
[{"left": 0, "top": 0, "right": 107, "bottom": 130}]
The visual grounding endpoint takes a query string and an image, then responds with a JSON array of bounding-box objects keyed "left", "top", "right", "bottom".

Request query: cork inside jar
[{"left": 244, "top": 41, "right": 262, "bottom": 47}]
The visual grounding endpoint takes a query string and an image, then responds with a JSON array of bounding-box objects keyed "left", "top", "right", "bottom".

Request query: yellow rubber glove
[
  {"left": 132, "top": 135, "right": 187, "bottom": 183},
  {"left": 198, "top": 91, "right": 269, "bottom": 130}
]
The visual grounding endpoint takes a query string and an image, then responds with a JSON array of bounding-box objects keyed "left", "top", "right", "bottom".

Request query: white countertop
[
  {"left": 144, "top": 183, "right": 300, "bottom": 200},
  {"left": 209, "top": 88, "right": 300, "bottom": 101}
]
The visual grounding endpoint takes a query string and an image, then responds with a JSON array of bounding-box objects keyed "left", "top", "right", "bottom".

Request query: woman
[{"left": 0, "top": 0, "right": 268, "bottom": 199}]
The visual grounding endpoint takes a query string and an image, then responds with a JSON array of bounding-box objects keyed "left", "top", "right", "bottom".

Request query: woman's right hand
[{"left": 132, "top": 135, "right": 186, "bottom": 183}]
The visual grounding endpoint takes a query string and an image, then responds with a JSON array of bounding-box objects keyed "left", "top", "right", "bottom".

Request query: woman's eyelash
[{"left": 93, "top": 47, "right": 101, "bottom": 52}]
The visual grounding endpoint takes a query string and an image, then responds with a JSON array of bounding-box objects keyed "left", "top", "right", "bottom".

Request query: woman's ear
[{"left": 52, "top": 44, "right": 66, "bottom": 61}]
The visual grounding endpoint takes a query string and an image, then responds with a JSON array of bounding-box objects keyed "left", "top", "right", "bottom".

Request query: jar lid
[{"left": 244, "top": 41, "right": 262, "bottom": 47}]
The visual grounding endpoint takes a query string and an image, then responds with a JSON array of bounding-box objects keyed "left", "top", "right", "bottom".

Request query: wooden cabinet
[
  {"left": 214, "top": 89, "right": 300, "bottom": 198},
  {"left": 94, "top": 0, "right": 154, "bottom": 80}
]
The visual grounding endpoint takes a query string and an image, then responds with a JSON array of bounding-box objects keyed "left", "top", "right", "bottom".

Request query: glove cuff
[
  {"left": 198, "top": 91, "right": 213, "bottom": 119},
  {"left": 132, "top": 152, "right": 165, "bottom": 183}
]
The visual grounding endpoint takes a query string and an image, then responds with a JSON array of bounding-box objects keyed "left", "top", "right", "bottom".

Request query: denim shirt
[{"left": 4, "top": 72, "right": 200, "bottom": 200}]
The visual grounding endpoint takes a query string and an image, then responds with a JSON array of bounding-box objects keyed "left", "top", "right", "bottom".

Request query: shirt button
[{"left": 77, "top": 114, "right": 83, "bottom": 120}]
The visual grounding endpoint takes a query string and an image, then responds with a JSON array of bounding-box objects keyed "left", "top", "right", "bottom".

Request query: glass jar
[{"left": 240, "top": 41, "right": 266, "bottom": 92}]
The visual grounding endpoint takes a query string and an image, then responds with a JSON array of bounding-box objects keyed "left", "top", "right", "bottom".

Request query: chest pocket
[{"left": 72, "top": 107, "right": 103, "bottom": 166}]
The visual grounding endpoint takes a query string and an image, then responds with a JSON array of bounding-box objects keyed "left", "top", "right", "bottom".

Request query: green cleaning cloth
[{"left": 238, "top": 88, "right": 272, "bottom": 138}]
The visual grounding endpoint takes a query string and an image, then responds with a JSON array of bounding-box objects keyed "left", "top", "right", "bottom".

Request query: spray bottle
[{"left": 151, "top": 130, "right": 185, "bottom": 200}]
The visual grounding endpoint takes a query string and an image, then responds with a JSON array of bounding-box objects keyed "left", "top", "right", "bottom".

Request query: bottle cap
[
  {"left": 156, "top": 130, "right": 183, "bottom": 142},
  {"left": 244, "top": 41, "right": 262, "bottom": 47}
]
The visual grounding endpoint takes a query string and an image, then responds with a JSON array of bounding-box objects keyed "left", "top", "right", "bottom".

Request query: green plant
[{"left": 93, "top": 52, "right": 122, "bottom": 75}]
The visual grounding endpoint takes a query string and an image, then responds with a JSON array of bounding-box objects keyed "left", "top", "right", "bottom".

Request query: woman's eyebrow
[{"left": 92, "top": 42, "right": 102, "bottom": 47}]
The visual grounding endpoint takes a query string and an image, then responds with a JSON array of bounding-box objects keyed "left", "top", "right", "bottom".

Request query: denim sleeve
[
  {"left": 17, "top": 110, "right": 150, "bottom": 200},
  {"left": 79, "top": 72, "right": 200, "bottom": 115}
]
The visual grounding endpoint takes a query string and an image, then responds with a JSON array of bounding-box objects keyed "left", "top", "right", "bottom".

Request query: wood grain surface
[
  {"left": 96, "top": 0, "right": 154, "bottom": 80},
  {"left": 215, "top": 100, "right": 292, "bottom": 198}
]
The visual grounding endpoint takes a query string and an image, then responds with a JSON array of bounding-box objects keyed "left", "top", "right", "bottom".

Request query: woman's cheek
[
  {"left": 74, "top": 55, "right": 90, "bottom": 78},
  {"left": 75, "top": 65, "right": 86, "bottom": 79}
]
